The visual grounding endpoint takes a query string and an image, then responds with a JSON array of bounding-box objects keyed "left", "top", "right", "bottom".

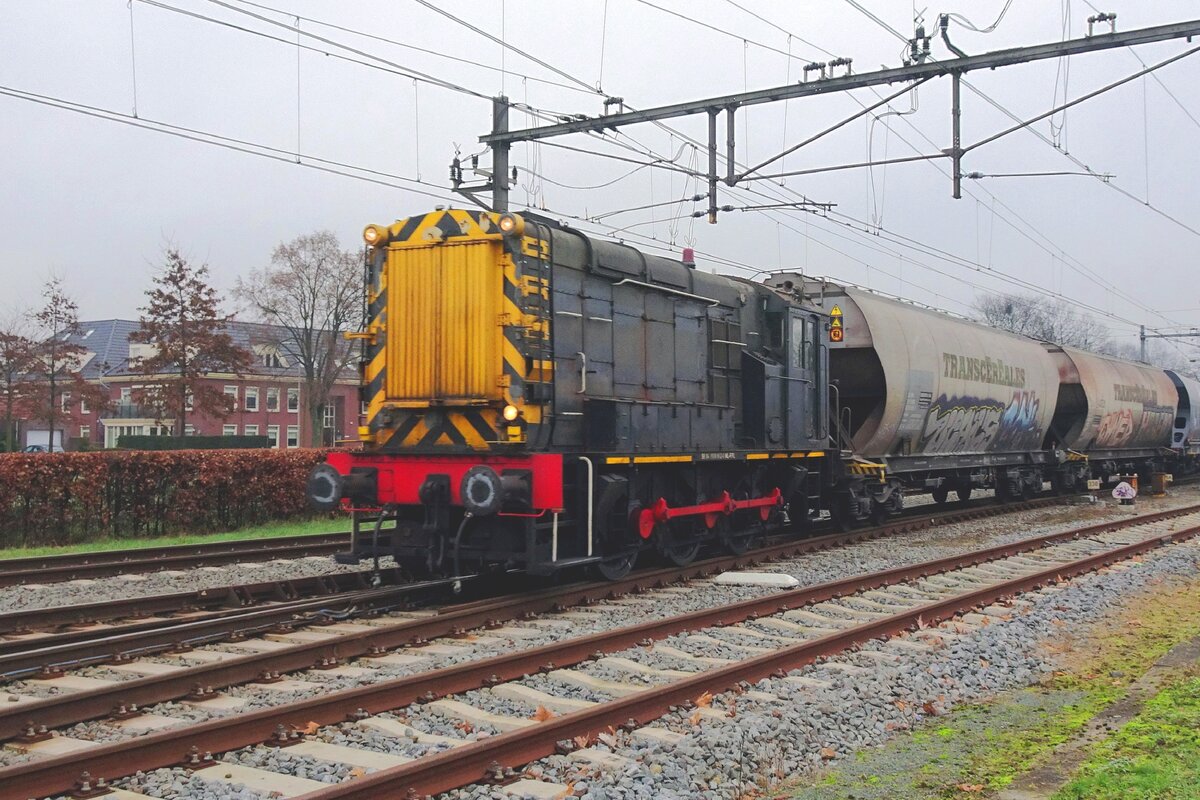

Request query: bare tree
[
  {"left": 237, "top": 231, "right": 360, "bottom": 447},
  {"left": 1104, "top": 338, "right": 1197, "bottom": 374},
  {"left": 973, "top": 292, "right": 1111, "bottom": 351},
  {"left": 0, "top": 310, "right": 36, "bottom": 452},
  {"left": 28, "top": 279, "right": 105, "bottom": 450},
  {"left": 132, "top": 250, "right": 250, "bottom": 433}
]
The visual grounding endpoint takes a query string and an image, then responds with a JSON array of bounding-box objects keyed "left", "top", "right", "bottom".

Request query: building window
[
  {"left": 244, "top": 424, "right": 259, "bottom": 436},
  {"left": 185, "top": 424, "right": 196, "bottom": 436},
  {"left": 286, "top": 425, "right": 299, "bottom": 448},
  {"left": 224, "top": 385, "right": 238, "bottom": 410},
  {"left": 185, "top": 392, "right": 194, "bottom": 411},
  {"left": 222, "top": 424, "right": 237, "bottom": 437},
  {"left": 244, "top": 387, "right": 259, "bottom": 411},
  {"left": 323, "top": 404, "right": 335, "bottom": 429},
  {"left": 266, "top": 387, "right": 280, "bottom": 412},
  {"left": 79, "top": 425, "right": 90, "bottom": 440},
  {"left": 80, "top": 396, "right": 90, "bottom": 415},
  {"left": 267, "top": 424, "right": 280, "bottom": 448},
  {"left": 120, "top": 387, "right": 132, "bottom": 404},
  {"left": 360, "top": 399, "right": 369, "bottom": 416},
  {"left": 60, "top": 392, "right": 71, "bottom": 413},
  {"left": 287, "top": 388, "right": 299, "bottom": 412},
  {"left": 262, "top": 351, "right": 283, "bottom": 368}
]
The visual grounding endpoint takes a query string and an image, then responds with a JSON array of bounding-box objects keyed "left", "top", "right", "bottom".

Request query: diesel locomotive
[{"left": 307, "top": 207, "right": 1200, "bottom": 580}]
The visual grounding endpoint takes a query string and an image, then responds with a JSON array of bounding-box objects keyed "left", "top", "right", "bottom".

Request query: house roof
[{"left": 72, "top": 319, "right": 355, "bottom": 380}]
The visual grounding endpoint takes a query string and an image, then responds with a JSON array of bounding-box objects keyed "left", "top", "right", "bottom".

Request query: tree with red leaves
[{"left": 132, "top": 250, "right": 251, "bottom": 434}]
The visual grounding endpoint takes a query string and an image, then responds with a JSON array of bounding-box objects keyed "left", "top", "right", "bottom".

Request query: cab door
[{"left": 786, "top": 311, "right": 821, "bottom": 449}]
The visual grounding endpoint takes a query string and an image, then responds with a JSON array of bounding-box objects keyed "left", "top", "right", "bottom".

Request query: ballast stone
[{"left": 713, "top": 571, "right": 801, "bottom": 588}]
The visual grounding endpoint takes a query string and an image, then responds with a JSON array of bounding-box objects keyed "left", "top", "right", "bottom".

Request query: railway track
[
  {"left": 0, "top": 530, "right": 360, "bottom": 588},
  {"left": 0, "top": 494, "right": 1058, "bottom": 737},
  {"left": 0, "top": 496, "right": 1196, "bottom": 798}
]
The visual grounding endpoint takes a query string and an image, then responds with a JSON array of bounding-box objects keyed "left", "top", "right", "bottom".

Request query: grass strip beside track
[
  {"left": 0, "top": 517, "right": 346, "bottom": 560},
  {"left": 773, "top": 571, "right": 1200, "bottom": 798}
]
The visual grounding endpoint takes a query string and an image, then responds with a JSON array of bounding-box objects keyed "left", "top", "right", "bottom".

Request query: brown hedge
[{"left": 0, "top": 449, "right": 326, "bottom": 547}]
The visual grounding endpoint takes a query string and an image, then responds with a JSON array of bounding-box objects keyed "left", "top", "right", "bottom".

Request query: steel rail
[
  {"left": 2, "top": 507, "right": 1195, "bottom": 799},
  {"left": 0, "top": 495, "right": 1068, "bottom": 738},
  {"left": 0, "top": 585, "right": 422, "bottom": 678},
  {"left": 301, "top": 521, "right": 1200, "bottom": 800},
  {"left": 0, "top": 567, "right": 403, "bottom": 636},
  {"left": 0, "top": 532, "right": 361, "bottom": 588}
]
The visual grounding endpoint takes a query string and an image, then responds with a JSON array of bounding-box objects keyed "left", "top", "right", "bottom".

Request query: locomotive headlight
[
  {"left": 503, "top": 404, "right": 520, "bottom": 422},
  {"left": 497, "top": 213, "right": 523, "bottom": 236},
  {"left": 363, "top": 225, "right": 385, "bottom": 246}
]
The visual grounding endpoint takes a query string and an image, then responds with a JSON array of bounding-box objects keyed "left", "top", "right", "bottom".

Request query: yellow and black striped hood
[{"left": 356, "top": 209, "right": 549, "bottom": 452}]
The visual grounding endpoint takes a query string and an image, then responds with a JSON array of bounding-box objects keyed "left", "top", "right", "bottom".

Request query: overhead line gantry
[{"left": 454, "top": 18, "right": 1200, "bottom": 221}]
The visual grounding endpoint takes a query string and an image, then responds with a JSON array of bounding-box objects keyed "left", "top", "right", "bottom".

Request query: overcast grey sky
[{"left": 3, "top": 1, "right": 1198, "bottom": 354}]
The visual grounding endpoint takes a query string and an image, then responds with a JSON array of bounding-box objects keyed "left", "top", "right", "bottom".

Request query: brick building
[{"left": 20, "top": 319, "right": 359, "bottom": 450}]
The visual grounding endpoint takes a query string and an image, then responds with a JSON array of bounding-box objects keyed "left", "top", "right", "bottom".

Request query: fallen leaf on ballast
[
  {"left": 573, "top": 734, "right": 592, "bottom": 749},
  {"left": 689, "top": 710, "right": 704, "bottom": 726},
  {"left": 298, "top": 720, "right": 320, "bottom": 735},
  {"left": 895, "top": 700, "right": 907, "bottom": 711},
  {"left": 923, "top": 701, "right": 939, "bottom": 716},
  {"left": 956, "top": 783, "right": 984, "bottom": 793},
  {"left": 347, "top": 767, "right": 366, "bottom": 779},
  {"left": 819, "top": 746, "right": 837, "bottom": 760},
  {"left": 695, "top": 691, "right": 714, "bottom": 708},
  {"left": 532, "top": 705, "right": 556, "bottom": 722},
  {"left": 979, "top": 659, "right": 990, "bottom": 669}
]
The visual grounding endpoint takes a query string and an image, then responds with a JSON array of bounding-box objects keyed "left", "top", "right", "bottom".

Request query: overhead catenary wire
[
  {"left": 946, "top": 0, "right": 1015, "bottom": 34},
  {"left": 228, "top": 0, "right": 600, "bottom": 96},
  {"left": 0, "top": 85, "right": 461, "bottom": 205},
  {"left": 142, "top": 0, "right": 490, "bottom": 100},
  {"left": 411, "top": 0, "right": 602, "bottom": 97},
  {"left": 147, "top": 0, "right": 695, "bottom": 190}
]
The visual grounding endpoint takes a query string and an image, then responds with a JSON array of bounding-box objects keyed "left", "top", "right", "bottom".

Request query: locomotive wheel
[
  {"left": 956, "top": 486, "right": 971, "bottom": 502},
  {"left": 658, "top": 522, "right": 702, "bottom": 567},
  {"left": 717, "top": 516, "right": 758, "bottom": 556},
  {"left": 597, "top": 549, "right": 637, "bottom": 581},
  {"left": 593, "top": 479, "right": 639, "bottom": 581},
  {"left": 931, "top": 486, "right": 949, "bottom": 504}
]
